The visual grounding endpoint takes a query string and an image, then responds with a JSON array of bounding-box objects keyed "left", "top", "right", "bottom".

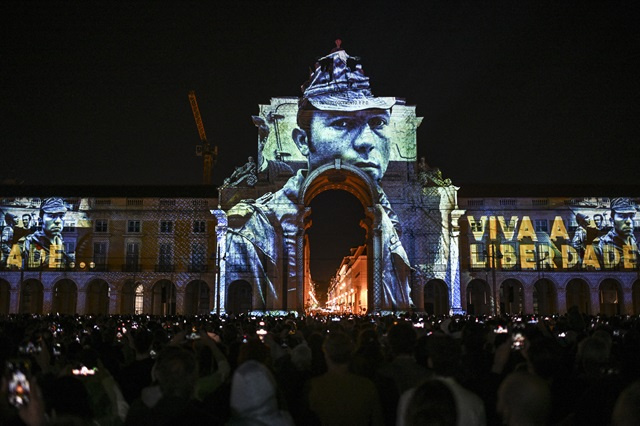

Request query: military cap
[
  {"left": 610, "top": 197, "right": 636, "bottom": 214},
  {"left": 300, "top": 41, "right": 395, "bottom": 112},
  {"left": 40, "top": 197, "right": 67, "bottom": 214}
]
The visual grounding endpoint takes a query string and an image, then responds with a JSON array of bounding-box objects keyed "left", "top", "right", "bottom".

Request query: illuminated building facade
[
  {"left": 0, "top": 189, "right": 219, "bottom": 315},
  {"left": 1, "top": 187, "right": 638, "bottom": 316},
  {"left": 326, "top": 245, "right": 368, "bottom": 314},
  {"left": 458, "top": 190, "right": 640, "bottom": 316}
]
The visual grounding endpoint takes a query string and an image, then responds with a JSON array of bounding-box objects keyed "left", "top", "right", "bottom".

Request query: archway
[
  {"left": 19, "top": 279, "right": 43, "bottom": 314},
  {"left": 500, "top": 279, "right": 524, "bottom": 314},
  {"left": 466, "top": 279, "right": 491, "bottom": 315},
  {"left": 533, "top": 278, "right": 557, "bottom": 315},
  {"left": 599, "top": 279, "right": 622, "bottom": 316},
  {"left": 633, "top": 280, "right": 640, "bottom": 315},
  {"left": 86, "top": 279, "right": 110, "bottom": 315},
  {"left": 134, "top": 283, "right": 144, "bottom": 314},
  {"left": 52, "top": 279, "right": 78, "bottom": 315},
  {"left": 184, "top": 280, "right": 210, "bottom": 315},
  {"left": 0, "top": 279, "right": 10, "bottom": 314},
  {"left": 301, "top": 163, "right": 395, "bottom": 313},
  {"left": 566, "top": 279, "right": 591, "bottom": 314},
  {"left": 227, "top": 280, "right": 252, "bottom": 314},
  {"left": 307, "top": 190, "right": 366, "bottom": 312},
  {"left": 424, "top": 279, "right": 449, "bottom": 315},
  {"left": 151, "top": 280, "right": 176, "bottom": 315}
]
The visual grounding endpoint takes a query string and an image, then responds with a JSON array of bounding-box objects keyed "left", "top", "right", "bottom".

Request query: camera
[{"left": 6, "top": 360, "right": 31, "bottom": 408}]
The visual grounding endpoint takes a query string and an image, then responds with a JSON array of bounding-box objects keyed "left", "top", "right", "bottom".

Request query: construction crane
[{"left": 188, "top": 90, "right": 217, "bottom": 185}]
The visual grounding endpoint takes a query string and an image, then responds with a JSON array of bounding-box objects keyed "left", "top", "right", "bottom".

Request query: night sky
[{"left": 3, "top": 1, "right": 639, "bottom": 188}]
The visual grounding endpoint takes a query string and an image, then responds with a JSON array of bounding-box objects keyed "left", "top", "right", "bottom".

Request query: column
[
  {"left": 372, "top": 220, "right": 383, "bottom": 313},
  {"left": 523, "top": 283, "right": 535, "bottom": 314},
  {"left": 175, "top": 288, "right": 185, "bottom": 315},
  {"left": 591, "top": 287, "right": 600, "bottom": 315},
  {"left": 212, "top": 209, "right": 228, "bottom": 315},
  {"left": 76, "top": 289, "right": 87, "bottom": 315},
  {"left": 448, "top": 209, "right": 465, "bottom": 315},
  {"left": 10, "top": 277, "right": 20, "bottom": 313},
  {"left": 556, "top": 285, "right": 567, "bottom": 314},
  {"left": 109, "top": 286, "right": 118, "bottom": 315},
  {"left": 622, "top": 286, "right": 632, "bottom": 315},
  {"left": 296, "top": 225, "right": 306, "bottom": 313},
  {"left": 43, "top": 288, "right": 53, "bottom": 314}
]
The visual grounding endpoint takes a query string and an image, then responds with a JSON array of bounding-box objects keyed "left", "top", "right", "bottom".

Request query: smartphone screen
[
  {"left": 511, "top": 332, "right": 525, "bottom": 350},
  {"left": 7, "top": 362, "right": 30, "bottom": 408}
]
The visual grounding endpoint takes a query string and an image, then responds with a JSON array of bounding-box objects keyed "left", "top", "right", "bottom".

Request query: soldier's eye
[
  {"left": 329, "top": 119, "right": 352, "bottom": 129},
  {"left": 369, "top": 117, "right": 387, "bottom": 129}
]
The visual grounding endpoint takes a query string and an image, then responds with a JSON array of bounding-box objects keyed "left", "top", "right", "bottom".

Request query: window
[
  {"left": 193, "top": 220, "right": 206, "bottom": 233},
  {"left": 93, "top": 242, "right": 107, "bottom": 267},
  {"left": 94, "top": 220, "right": 108, "bottom": 233},
  {"left": 470, "top": 243, "right": 486, "bottom": 268},
  {"left": 532, "top": 199, "right": 548, "bottom": 206},
  {"left": 534, "top": 219, "right": 548, "bottom": 233},
  {"left": 160, "top": 221, "right": 173, "bottom": 233},
  {"left": 127, "top": 220, "right": 141, "bottom": 233},
  {"left": 62, "top": 224, "right": 76, "bottom": 232},
  {"left": 126, "top": 242, "right": 140, "bottom": 271},
  {"left": 190, "top": 243, "right": 206, "bottom": 271},
  {"left": 158, "top": 244, "right": 173, "bottom": 272},
  {"left": 470, "top": 221, "right": 484, "bottom": 233},
  {"left": 159, "top": 244, "right": 173, "bottom": 265},
  {"left": 63, "top": 241, "right": 75, "bottom": 255}
]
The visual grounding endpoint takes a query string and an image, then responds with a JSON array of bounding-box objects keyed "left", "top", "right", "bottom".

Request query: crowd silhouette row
[{"left": 1, "top": 309, "right": 640, "bottom": 425}]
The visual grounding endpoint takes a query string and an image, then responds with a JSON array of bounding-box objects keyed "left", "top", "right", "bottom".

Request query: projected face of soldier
[
  {"left": 613, "top": 212, "right": 634, "bottom": 238},
  {"left": 42, "top": 212, "right": 65, "bottom": 238},
  {"left": 21, "top": 214, "right": 30, "bottom": 228},
  {"left": 294, "top": 109, "right": 391, "bottom": 182},
  {"left": 593, "top": 214, "right": 604, "bottom": 230}
]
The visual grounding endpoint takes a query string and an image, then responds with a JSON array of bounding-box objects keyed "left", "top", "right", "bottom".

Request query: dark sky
[{"left": 2, "top": 1, "right": 639, "bottom": 188}]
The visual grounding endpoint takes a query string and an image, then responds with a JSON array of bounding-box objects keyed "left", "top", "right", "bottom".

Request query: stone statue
[{"left": 222, "top": 156, "right": 258, "bottom": 188}]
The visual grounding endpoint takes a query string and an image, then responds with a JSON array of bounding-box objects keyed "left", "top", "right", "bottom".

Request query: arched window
[{"left": 135, "top": 284, "right": 144, "bottom": 314}]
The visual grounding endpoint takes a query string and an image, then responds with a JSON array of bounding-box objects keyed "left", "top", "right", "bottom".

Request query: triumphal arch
[{"left": 213, "top": 46, "right": 464, "bottom": 314}]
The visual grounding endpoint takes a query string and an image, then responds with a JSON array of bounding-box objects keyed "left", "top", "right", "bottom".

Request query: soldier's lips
[{"left": 355, "top": 162, "right": 379, "bottom": 170}]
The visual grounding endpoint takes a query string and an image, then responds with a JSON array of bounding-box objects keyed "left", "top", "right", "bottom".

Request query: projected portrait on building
[
  {"left": 466, "top": 197, "right": 638, "bottom": 272},
  {"left": 224, "top": 46, "right": 414, "bottom": 311},
  {"left": 594, "top": 198, "right": 638, "bottom": 268},
  {"left": 1, "top": 197, "right": 89, "bottom": 270}
]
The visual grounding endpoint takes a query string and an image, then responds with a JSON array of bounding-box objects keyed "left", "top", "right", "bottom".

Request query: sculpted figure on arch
[{"left": 225, "top": 44, "right": 414, "bottom": 311}]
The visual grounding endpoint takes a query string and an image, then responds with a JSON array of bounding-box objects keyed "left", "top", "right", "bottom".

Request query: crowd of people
[{"left": 0, "top": 309, "right": 639, "bottom": 425}]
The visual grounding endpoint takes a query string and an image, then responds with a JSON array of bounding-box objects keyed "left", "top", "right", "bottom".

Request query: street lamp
[{"left": 484, "top": 242, "right": 503, "bottom": 315}]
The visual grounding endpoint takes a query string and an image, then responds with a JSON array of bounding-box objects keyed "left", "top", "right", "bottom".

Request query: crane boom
[
  {"left": 188, "top": 91, "right": 208, "bottom": 144},
  {"left": 188, "top": 90, "right": 217, "bottom": 185}
]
